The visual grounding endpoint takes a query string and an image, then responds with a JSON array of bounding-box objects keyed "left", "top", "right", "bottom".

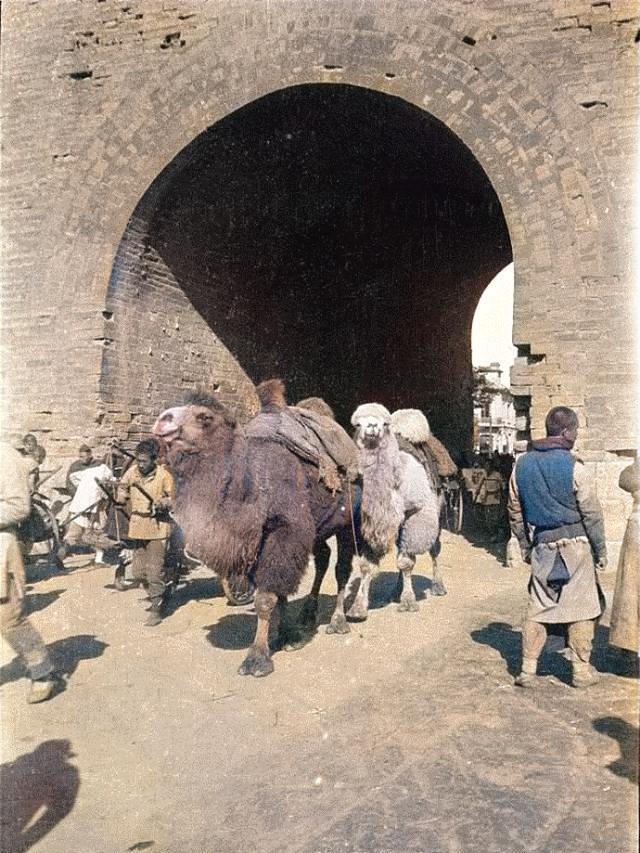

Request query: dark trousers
[{"left": 130, "top": 538, "right": 167, "bottom": 605}]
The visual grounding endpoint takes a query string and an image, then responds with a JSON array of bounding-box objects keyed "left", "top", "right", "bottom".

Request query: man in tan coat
[
  {"left": 118, "top": 439, "right": 175, "bottom": 626},
  {"left": 0, "top": 442, "right": 57, "bottom": 703}
]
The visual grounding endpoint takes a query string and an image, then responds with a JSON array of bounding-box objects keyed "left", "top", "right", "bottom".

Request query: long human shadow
[
  {"left": 0, "top": 634, "right": 108, "bottom": 687},
  {"left": 592, "top": 717, "right": 639, "bottom": 784},
  {"left": 22, "top": 589, "right": 65, "bottom": 616},
  {"left": 0, "top": 739, "right": 80, "bottom": 852},
  {"left": 470, "top": 620, "right": 573, "bottom": 682},
  {"left": 163, "top": 576, "right": 225, "bottom": 616}
]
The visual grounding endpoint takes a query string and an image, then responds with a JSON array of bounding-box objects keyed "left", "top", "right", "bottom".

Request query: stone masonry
[{"left": 1, "top": 0, "right": 637, "bottom": 553}]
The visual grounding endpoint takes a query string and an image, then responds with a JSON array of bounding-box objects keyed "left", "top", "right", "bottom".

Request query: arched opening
[
  {"left": 471, "top": 263, "right": 517, "bottom": 455},
  {"left": 102, "top": 84, "right": 512, "bottom": 455}
]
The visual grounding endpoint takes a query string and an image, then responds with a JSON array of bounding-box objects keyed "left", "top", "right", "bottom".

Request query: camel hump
[{"left": 256, "top": 379, "right": 287, "bottom": 410}]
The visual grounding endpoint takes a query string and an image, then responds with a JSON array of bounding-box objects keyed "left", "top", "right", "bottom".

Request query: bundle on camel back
[
  {"left": 345, "top": 404, "right": 445, "bottom": 621},
  {"left": 152, "top": 379, "right": 362, "bottom": 677}
]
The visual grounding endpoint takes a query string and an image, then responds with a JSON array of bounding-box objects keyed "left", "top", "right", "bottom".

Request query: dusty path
[{"left": 1, "top": 532, "right": 637, "bottom": 853}]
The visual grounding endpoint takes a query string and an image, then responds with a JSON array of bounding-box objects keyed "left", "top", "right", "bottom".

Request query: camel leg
[
  {"left": 345, "top": 555, "right": 374, "bottom": 621},
  {"left": 298, "top": 540, "right": 331, "bottom": 631},
  {"left": 276, "top": 594, "right": 310, "bottom": 652},
  {"left": 238, "top": 591, "right": 278, "bottom": 677},
  {"left": 397, "top": 552, "right": 419, "bottom": 612},
  {"left": 326, "top": 530, "right": 353, "bottom": 635},
  {"left": 430, "top": 537, "right": 447, "bottom": 596}
]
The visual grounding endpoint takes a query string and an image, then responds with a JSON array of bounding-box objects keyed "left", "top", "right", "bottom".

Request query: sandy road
[{"left": 1, "top": 532, "right": 637, "bottom": 853}]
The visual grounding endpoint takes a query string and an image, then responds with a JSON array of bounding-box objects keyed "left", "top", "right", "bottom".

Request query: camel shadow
[
  {"left": 592, "top": 717, "right": 639, "bottom": 784},
  {"left": 204, "top": 613, "right": 257, "bottom": 651},
  {"left": 368, "top": 571, "right": 430, "bottom": 610},
  {"left": 0, "top": 739, "right": 79, "bottom": 853},
  {"left": 0, "top": 634, "right": 108, "bottom": 687},
  {"left": 22, "top": 589, "right": 65, "bottom": 616}
]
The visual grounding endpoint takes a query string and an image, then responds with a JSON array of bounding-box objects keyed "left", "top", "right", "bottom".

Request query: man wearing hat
[{"left": 508, "top": 406, "right": 607, "bottom": 688}]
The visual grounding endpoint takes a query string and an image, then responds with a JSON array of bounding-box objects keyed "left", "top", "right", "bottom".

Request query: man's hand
[{"left": 595, "top": 556, "right": 608, "bottom": 572}]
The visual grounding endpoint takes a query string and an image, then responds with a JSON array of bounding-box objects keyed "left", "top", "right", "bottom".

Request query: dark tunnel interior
[{"left": 113, "top": 84, "right": 512, "bottom": 454}]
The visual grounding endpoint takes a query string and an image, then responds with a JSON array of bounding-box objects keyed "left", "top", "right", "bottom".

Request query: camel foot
[
  {"left": 298, "top": 598, "right": 318, "bottom": 630},
  {"left": 398, "top": 598, "right": 419, "bottom": 612},
  {"left": 346, "top": 603, "right": 369, "bottom": 622},
  {"left": 274, "top": 627, "right": 312, "bottom": 653},
  {"left": 326, "top": 614, "right": 350, "bottom": 635},
  {"left": 238, "top": 648, "right": 274, "bottom": 677},
  {"left": 431, "top": 581, "right": 447, "bottom": 596}
]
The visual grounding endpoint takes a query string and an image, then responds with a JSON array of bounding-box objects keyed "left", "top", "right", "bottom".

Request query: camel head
[
  {"left": 152, "top": 393, "right": 236, "bottom": 457},
  {"left": 390, "top": 409, "right": 431, "bottom": 444},
  {"left": 351, "top": 403, "right": 392, "bottom": 449}
]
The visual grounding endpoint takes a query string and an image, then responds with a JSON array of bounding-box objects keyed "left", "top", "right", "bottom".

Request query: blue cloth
[{"left": 515, "top": 448, "right": 582, "bottom": 533}]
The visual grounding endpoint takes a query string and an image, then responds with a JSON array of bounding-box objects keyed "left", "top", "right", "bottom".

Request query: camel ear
[{"left": 256, "top": 379, "right": 287, "bottom": 409}]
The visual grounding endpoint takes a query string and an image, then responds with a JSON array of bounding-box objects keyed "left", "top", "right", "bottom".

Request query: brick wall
[{"left": 1, "top": 0, "right": 636, "bottom": 551}]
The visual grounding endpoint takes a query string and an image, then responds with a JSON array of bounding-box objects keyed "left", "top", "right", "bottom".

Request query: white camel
[{"left": 346, "top": 403, "right": 445, "bottom": 620}]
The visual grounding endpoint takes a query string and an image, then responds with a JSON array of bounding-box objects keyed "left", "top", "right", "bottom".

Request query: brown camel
[{"left": 152, "top": 381, "right": 359, "bottom": 677}]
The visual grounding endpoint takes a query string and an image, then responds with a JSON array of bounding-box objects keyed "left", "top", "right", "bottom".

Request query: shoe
[
  {"left": 144, "top": 601, "right": 163, "bottom": 626},
  {"left": 572, "top": 662, "right": 600, "bottom": 688},
  {"left": 27, "top": 677, "right": 56, "bottom": 704},
  {"left": 514, "top": 672, "right": 537, "bottom": 688},
  {"left": 114, "top": 576, "right": 128, "bottom": 592}
]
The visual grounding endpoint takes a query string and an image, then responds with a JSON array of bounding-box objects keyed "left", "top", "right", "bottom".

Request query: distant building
[{"left": 473, "top": 363, "right": 516, "bottom": 455}]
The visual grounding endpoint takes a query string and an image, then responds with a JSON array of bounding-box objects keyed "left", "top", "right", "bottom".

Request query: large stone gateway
[{"left": 1, "top": 1, "right": 637, "bottom": 547}]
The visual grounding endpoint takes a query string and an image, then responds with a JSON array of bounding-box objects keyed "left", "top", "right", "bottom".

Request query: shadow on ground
[
  {"left": 22, "top": 589, "right": 65, "bottom": 616},
  {"left": 0, "top": 634, "right": 108, "bottom": 687},
  {"left": 0, "top": 739, "right": 79, "bottom": 853},
  {"left": 592, "top": 716, "right": 639, "bottom": 784}
]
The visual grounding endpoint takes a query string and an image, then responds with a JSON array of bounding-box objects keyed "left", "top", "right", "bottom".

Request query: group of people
[
  {"left": 460, "top": 452, "right": 513, "bottom": 542},
  {"left": 1, "top": 404, "right": 637, "bottom": 704}
]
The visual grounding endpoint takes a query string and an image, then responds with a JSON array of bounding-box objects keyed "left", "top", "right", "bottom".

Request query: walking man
[
  {"left": 508, "top": 406, "right": 607, "bottom": 688},
  {"left": 117, "top": 440, "right": 175, "bottom": 626},
  {"left": 0, "top": 442, "right": 57, "bottom": 703}
]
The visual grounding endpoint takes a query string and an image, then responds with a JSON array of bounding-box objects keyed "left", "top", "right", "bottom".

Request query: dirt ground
[{"left": 1, "top": 531, "right": 638, "bottom": 853}]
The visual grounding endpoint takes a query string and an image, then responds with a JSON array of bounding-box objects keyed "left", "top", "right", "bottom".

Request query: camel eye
[{"left": 195, "top": 412, "right": 213, "bottom": 426}]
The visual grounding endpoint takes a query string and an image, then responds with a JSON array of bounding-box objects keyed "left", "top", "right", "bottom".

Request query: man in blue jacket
[{"left": 508, "top": 406, "right": 607, "bottom": 688}]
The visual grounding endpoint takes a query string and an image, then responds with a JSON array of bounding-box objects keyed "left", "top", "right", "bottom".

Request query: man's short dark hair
[
  {"left": 135, "top": 438, "right": 159, "bottom": 459},
  {"left": 79, "top": 444, "right": 91, "bottom": 453},
  {"left": 545, "top": 406, "right": 578, "bottom": 436}
]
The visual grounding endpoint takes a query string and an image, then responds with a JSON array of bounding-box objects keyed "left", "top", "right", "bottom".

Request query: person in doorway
[
  {"left": 117, "top": 440, "right": 175, "bottom": 626},
  {"left": 608, "top": 456, "right": 639, "bottom": 657},
  {"left": 474, "top": 456, "right": 505, "bottom": 542},
  {"left": 0, "top": 442, "right": 58, "bottom": 703},
  {"left": 508, "top": 406, "right": 607, "bottom": 688}
]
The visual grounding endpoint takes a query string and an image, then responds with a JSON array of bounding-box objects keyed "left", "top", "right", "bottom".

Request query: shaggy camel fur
[
  {"left": 152, "top": 381, "right": 359, "bottom": 677},
  {"left": 346, "top": 404, "right": 445, "bottom": 620}
]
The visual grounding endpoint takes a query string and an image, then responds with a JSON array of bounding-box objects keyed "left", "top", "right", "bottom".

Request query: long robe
[{"left": 609, "top": 461, "right": 639, "bottom": 653}]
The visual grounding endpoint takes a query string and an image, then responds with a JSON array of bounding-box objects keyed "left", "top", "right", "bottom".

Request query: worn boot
[
  {"left": 27, "top": 676, "right": 57, "bottom": 704},
  {"left": 572, "top": 660, "right": 600, "bottom": 688},
  {"left": 144, "top": 600, "right": 163, "bottom": 627},
  {"left": 514, "top": 657, "right": 538, "bottom": 688}
]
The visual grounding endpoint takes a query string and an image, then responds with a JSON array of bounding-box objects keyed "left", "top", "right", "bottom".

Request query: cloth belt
[{"left": 533, "top": 521, "right": 586, "bottom": 546}]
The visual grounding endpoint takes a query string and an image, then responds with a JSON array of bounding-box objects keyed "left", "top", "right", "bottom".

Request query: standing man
[
  {"left": 66, "top": 444, "right": 101, "bottom": 497},
  {"left": 508, "top": 406, "right": 607, "bottom": 688},
  {"left": 0, "top": 442, "right": 57, "bottom": 703},
  {"left": 474, "top": 457, "right": 505, "bottom": 542},
  {"left": 117, "top": 440, "right": 175, "bottom": 626}
]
